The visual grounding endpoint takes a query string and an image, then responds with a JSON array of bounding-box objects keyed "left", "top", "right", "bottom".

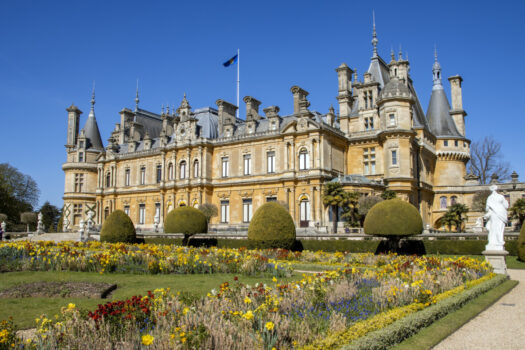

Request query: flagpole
[{"left": 236, "top": 48, "right": 240, "bottom": 118}]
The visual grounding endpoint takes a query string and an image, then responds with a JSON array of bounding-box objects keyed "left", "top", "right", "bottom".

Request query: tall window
[
  {"left": 156, "top": 164, "right": 162, "bottom": 183},
  {"left": 451, "top": 196, "right": 457, "bottom": 205},
  {"left": 168, "top": 163, "right": 174, "bottom": 180},
  {"left": 299, "top": 149, "right": 310, "bottom": 170},
  {"left": 78, "top": 152, "right": 84, "bottom": 162},
  {"left": 140, "top": 166, "right": 146, "bottom": 185},
  {"left": 440, "top": 196, "right": 447, "bottom": 209},
  {"left": 106, "top": 172, "right": 111, "bottom": 188},
  {"left": 193, "top": 160, "right": 199, "bottom": 178},
  {"left": 220, "top": 200, "right": 229, "bottom": 223},
  {"left": 267, "top": 151, "right": 275, "bottom": 173},
  {"left": 363, "top": 91, "right": 368, "bottom": 109},
  {"left": 389, "top": 114, "right": 396, "bottom": 127},
  {"left": 180, "top": 161, "right": 186, "bottom": 179},
  {"left": 155, "top": 203, "right": 161, "bottom": 220},
  {"left": 125, "top": 168, "right": 130, "bottom": 186},
  {"left": 363, "top": 148, "right": 376, "bottom": 175},
  {"left": 243, "top": 199, "right": 253, "bottom": 223},
  {"left": 221, "top": 157, "right": 229, "bottom": 177},
  {"left": 391, "top": 150, "right": 398, "bottom": 166},
  {"left": 74, "top": 173, "right": 84, "bottom": 192},
  {"left": 444, "top": 140, "right": 449, "bottom": 147},
  {"left": 243, "top": 154, "right": 251, "bottom": 175},
  {"left": 454, "top": 140, "right": 459, "bottom": 147},
  {"left": 73, "top": 204, "right": 83, "bottom": 225},
  {"left": 123, "top": 205, "right": 130, "bottom": 216},
  {"left": 139, "top": 204, "right": 145, "bottom": 224},
  {"left": 300, "top": 198, "right": 311, "bottom": 222}
]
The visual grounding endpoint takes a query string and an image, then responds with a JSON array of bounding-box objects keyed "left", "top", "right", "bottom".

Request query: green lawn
[
  {"left": 506, "top": 255, "right": 525, "bottom": 269},
  {"left": 0, "top": 271, "right": 297, "bottom": 329}
]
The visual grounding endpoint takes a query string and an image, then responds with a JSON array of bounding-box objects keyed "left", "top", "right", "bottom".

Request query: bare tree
[{"left": 468, "top": 136, "right": 510, "bottom": 184}]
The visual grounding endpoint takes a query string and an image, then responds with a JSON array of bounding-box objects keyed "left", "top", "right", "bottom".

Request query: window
[
  {"left": 451, "top": 196, "right": 457, "bottom": 205},
  {"left": 243, "top": 199, "right": 253, "bottom": 223},
  {"left": 139, "top": 204, "right": 145, "bottom": 224},
  {"left": 363, "top": 148, "right": 376, "bottom": 175},
  {"left": 440, "top": 196, "right": 447, "bottom": 209},
  {"left": 104, "top": 207, "right": 109, "bottom": 220},
  {"left": 123, "top": 205, "right": 130, "bottom": 216},
  {"left": 78, "top": 152, "right": 84, "bottom": 162},
  {"left": 79, "top": 141, "right": 84, "bottom": 148},
  {"left": 74, "top": 173, "right": 84, "bottom": 192},
  {"left": 389, "top": 114, "right": 396, "bottom": 126},
  {"left": 267, "top": 151, "right": 275, "bottom": 173},
  {"left": 73, "top": 204, "right": 83, "bottom": 225},
  {"left": 168, "top": 163, "right": 174, "bottom": 180},
  {"left": 220, "top": 200, "right": 229, "bottom": 223},
  {"left": 155, "top": 203, "right": 161, "bottom": 221},
  {"left": 454, "top": 140, "right": 459, "bottom": 147},
  {"left": 221, "top": 157, "right": 229, "bottom": 177},
  {"left": 106, "top": 172, "right": 111, "bottom": 188},
  {"left": 180, "top": 161, "right": 186, "bottom": 179},
  {"left": 156, "top": 164, "right": 162, "bottom": 183},
  {"left": 299, "top": 149, "right": 310, "bottom": 170},
  {"left": 193, "top": 160, "right": 199, "bottom": 178},
  {"left": 300, "top": 198, "right": 311, "bottom": 222},
  {"left": 364, "top": 117, "right": 374, "bottom": 130},
  {"left": 363, "top": 91, "right": 368, "bottom": 109},
  {"left": 266, "top": 196, "right": 277, "bottom": 202},
  {"left": 444, "top": 140, "right": 448, "bottom": 147},
  {"left": 125, "top": 168, "right": 130, "bottom": 186},
  {"left": 243, "top": 154, "right": 251, "bottom": 175},
  {"left": 391, "top": 150, "right": 398, "bottom": 166},
  {"left": 140, "top": 167, "right": 146, "bottom": 185}
]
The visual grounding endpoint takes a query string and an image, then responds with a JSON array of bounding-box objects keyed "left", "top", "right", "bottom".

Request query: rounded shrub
[
  {"left": 518, "top": 222, "right": 525, "bottom": 262},
  {"left": 164, "top": 206, "right": 207, "bottom": 245},
  {"left": 100, "top": 210, "right": 136, "bottom": 243},
  {"left": 248, "top": 202, "right": 296, "bottom": 249},
  {"left": 364, "top": 199, "right": 423, "bottom": 237}
]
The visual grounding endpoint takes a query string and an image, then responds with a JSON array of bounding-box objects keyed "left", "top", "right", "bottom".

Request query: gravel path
[{"left": 433, "top": 269, "right": 524, "bottom": 350}]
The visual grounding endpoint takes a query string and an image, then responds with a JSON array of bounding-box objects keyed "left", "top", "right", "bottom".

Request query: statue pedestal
[{"left": 482, "top": 249, "right": 509, "bottom": 275}]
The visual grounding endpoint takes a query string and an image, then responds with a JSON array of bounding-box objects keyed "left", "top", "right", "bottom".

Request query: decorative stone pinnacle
[
  {"left": 135, "top": 79, "right": 139, "bottom": 111},
  {"left": 371, "top": 10, "right": 378, "bottom": 57},
  {"left": 91, "top": 82, "right": 96, "bottom": 108}
]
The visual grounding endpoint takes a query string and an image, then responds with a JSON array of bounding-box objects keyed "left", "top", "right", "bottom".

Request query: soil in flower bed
[{"left": 0, "top": 282, "right": 117, "bottom": 299}]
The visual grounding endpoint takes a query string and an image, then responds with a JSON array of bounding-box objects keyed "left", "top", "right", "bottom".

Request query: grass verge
[
  {"left": 0, "top": 271, "right": 297, "bottom": 329},
  {"left": 506, "top": 255, "right": 525, "bottom": 269},
  {"left": 391, "top": 278, "right": 518, "bottom": 350}
]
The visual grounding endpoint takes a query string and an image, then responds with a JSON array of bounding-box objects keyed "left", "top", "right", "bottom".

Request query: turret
[{"left": 336, "top": 63, "right": 354, "bottom": 118}]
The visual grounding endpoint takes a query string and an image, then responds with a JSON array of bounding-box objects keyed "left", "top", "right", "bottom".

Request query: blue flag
[{"left": 223, "top": 54, "right": 238, "bottom": 67}]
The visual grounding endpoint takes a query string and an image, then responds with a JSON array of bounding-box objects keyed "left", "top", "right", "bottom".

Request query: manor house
[{"left": 62, "top": 30, "right": 485, "bottom": 232}]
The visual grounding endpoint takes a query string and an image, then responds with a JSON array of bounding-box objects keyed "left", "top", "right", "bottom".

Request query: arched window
[
  {"left": 440, "top": 196, "right": 447, "bottom": 209},
  {"left": 180, "top": 161, "right": 186, "bottom": 179},
  {"left": 193, "top": 160, "right": 199, "bottom": 178},
  {"left": 299, "top": 149, "right": 310, "bottom": 170},
  {"left": 168, "top": 163, "right": 174, "bottom": 180},
  {"left": 105, "top": 172, "right": 111, "bottom": 188},
  {"left": 140, "top": 166, "right": 146, "bottom": 185},
  {"left": 299, "top": 197, "right": 311, "bottom": 227},
  {"left": 156, "top": 164, "right": 162, "bottom": 183},
  {"left": 104, "top": 207, "right": 109, "bottom": 219},
  {"left": 451, "top": 196, "right": 457, "bottom": 205}
]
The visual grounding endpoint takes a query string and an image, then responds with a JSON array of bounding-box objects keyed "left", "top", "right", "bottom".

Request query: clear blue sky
[{"left": 1, "top": 0, "right": 524, "bottom": 208}]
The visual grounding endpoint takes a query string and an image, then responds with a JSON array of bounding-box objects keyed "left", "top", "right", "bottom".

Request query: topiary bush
[
  {"left": 518, "top": 222, "right": 525, "bottom": 262},
  {"left": 100, "top": 210, "right": 136, "bottom": 243},
  {"left": 248, "top": 202, "right": 296, "bottom": 249},
  {"left": 164, "top": 206, "right": 207, "bottom": 245},
  {"left": 364, "top": 199, "right": 423, "bottom": 253}
]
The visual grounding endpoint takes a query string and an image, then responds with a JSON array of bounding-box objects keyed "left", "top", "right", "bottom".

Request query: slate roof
[
  {"left": 83, "top": 108, "right": 104, "bottom": 151},
  {"left": 426, "top": 88, "right": 462, "bottom": 138}
]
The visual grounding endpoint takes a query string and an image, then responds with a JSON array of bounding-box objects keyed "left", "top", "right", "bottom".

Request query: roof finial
[
  {"left": 161, "top": 104, "right": 164, "bottom": 115},
  {"left": 371, "top": 10, "right": 378, "bottom": 58},
  {"left": 434, "top": 44, "right": 438, "bottom": 62},
  {"left": 390, "top": 46, "right": 395, "bottom": 61},
  {"left": 135, "top": 79, "right": 140, "bottom": 112},
  {"left": 91, "top": 81, "right": 96, "bottom": 109},
  {"left": 398, "top": 44, "right": 403, "bottom": 60},
  {"left": 432, "top": 45, "right": 443, "bottom": 90},
  {"left": 166, "top": 104, "right": 170, "bottom": 115}
]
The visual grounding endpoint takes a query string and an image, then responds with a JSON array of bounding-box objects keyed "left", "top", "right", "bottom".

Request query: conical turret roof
[{"left": 83, "top": 89, "right": 104, "bottom": 150}]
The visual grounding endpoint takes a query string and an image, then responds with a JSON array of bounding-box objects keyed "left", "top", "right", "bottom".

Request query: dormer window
[{"left": 79, "top": 141, "right": 84, "bottom": 149}]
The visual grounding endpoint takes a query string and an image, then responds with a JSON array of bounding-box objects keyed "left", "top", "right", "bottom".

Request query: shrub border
[{"left": 340, "top": 274, "right": 509, "bottom": 350}]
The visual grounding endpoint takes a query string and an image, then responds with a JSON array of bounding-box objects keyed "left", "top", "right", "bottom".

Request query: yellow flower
[
  {"left": 265, "top": 321, "right": 275, "bottom": 331},
  {"left": 243, "top": 310, "right": 254, "bottom": 320},
  {"left": 272, "top": 276, "right": 277, "bottom": 282},
  {"left": 244, "top": 296, "right": 252, "bottom": 304},
  {"left": 67, "top": 303, "right": 76, "bottom": 310},
  {"left": 141, "top": 334, "right": 154, "bottom": 346},
  {"left": 183, "top": 307, "right": 190, "bottom": 315}
]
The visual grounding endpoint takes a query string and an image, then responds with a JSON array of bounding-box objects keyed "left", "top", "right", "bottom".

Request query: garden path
[{"left": 433, "top": 269, "right": 524, "bottom": 350}]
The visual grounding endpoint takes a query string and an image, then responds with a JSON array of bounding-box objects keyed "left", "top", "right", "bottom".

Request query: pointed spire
[
  {"left": 371, "top": 10, "right": 378, "bottom": 58},
  {"left": 83, "top": 82, "right": 104, "bottom": 150},
  {"left": 166, "top": 104, "right": 170, "bottom": 115},
  {"left": 398, "top": 45, "right": 403, "bottom": 60},
  {"left": 90, "top": 81, "right": 96, "bottom": 112},
  {"left": 390, "top": 46, "right": 395, "bottom": 61},
  {"left": 135, "top": 79, "right": 140, "bottom": 112},
  {"left": 161, "top": 104, "right": 164, "bottom": 115},
  {"left": 432, "top": 46, "right": 443, "bottom": 90}
]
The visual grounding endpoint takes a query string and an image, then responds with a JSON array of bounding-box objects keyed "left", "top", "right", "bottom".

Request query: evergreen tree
[
  {"left": 323, "top": 182, "right": 347, "bottom": 233},
  {"left": 39, "top": 201, "right": 60, "bottom": 232},
  {"left": 509, "top": 198, "right": 525, "bottom": 229}
]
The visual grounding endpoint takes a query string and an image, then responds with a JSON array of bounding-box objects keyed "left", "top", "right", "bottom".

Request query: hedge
[{"left": 142, "top": 238, "right": 518, "bottom": 256}]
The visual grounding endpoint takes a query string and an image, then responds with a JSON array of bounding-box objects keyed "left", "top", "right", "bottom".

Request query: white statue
[
  {"left": 78, "top": 219, "right": 86, "bottom": 242},
  {"left": 36, "top": 212, "right": 44, "bottom": 234},
  {"left": 154, "top": 213, "right": 160, "bottom": 233},
  {"left": 484, "top": 185, "right": 508, "bottom": 251}
]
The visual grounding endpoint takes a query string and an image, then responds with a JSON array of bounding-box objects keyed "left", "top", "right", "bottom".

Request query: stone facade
[{"left": 62, "top": 31, "right": 524, "bottom": 232}]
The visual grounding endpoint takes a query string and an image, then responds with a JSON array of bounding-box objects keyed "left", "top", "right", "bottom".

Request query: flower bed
[{"left": 0, "top": 242, "right": 496, "bottom": 349}]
